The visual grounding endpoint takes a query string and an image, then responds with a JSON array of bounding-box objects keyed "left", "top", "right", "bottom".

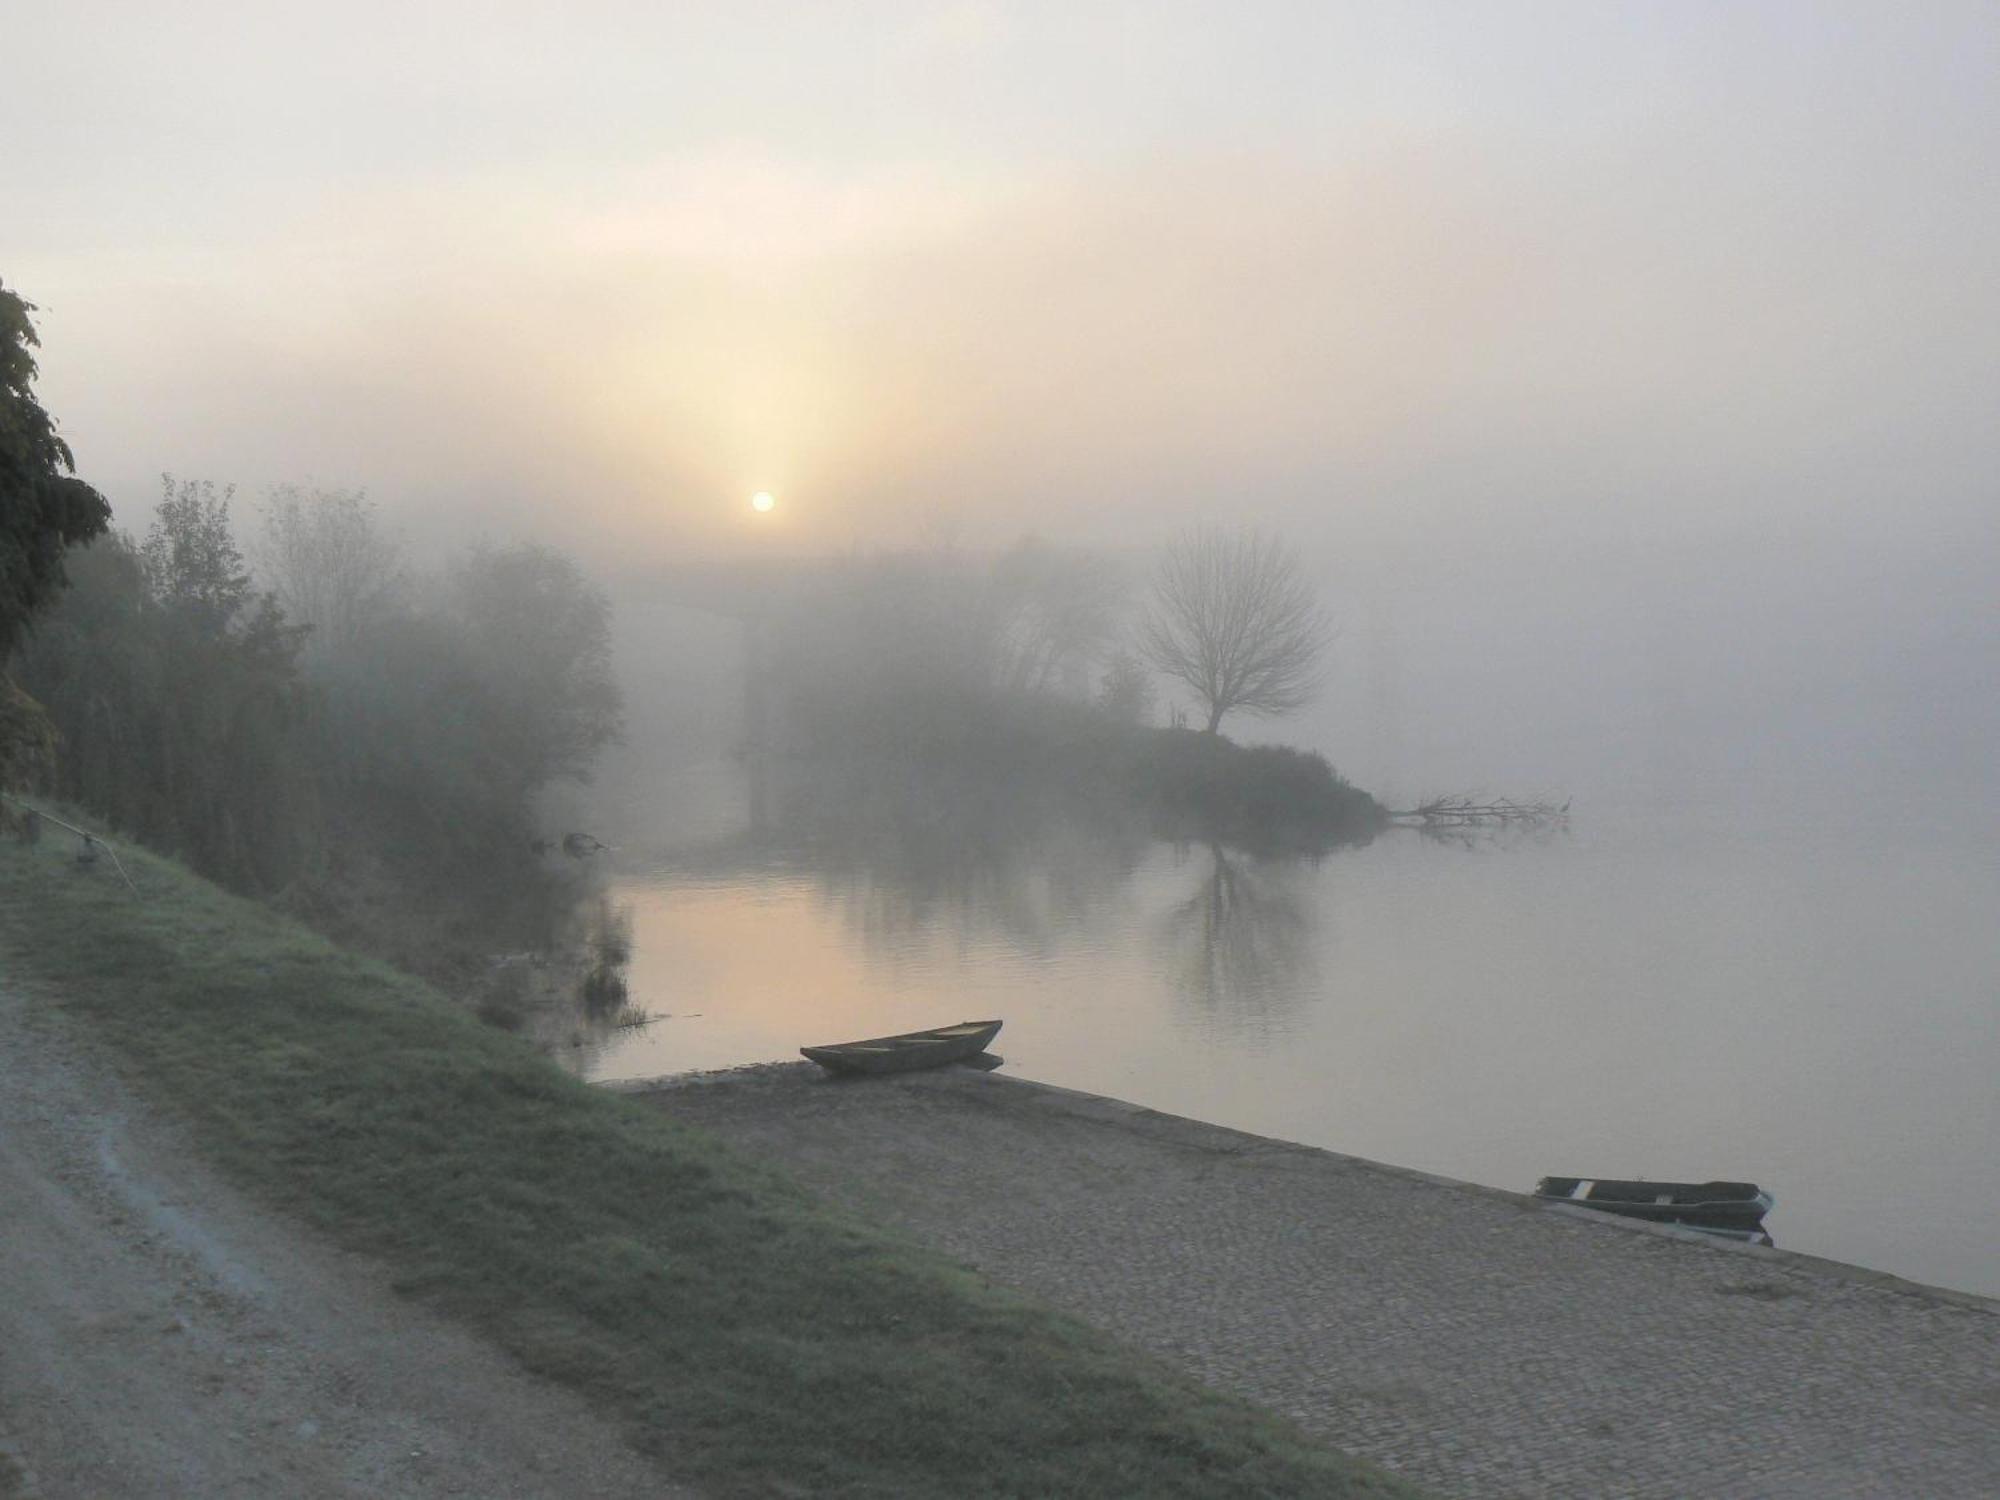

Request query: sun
[{"left": 750, "top": 491, "right": 776, "bottom": 514}]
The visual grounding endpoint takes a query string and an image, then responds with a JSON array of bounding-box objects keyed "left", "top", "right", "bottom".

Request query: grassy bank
[{"left": 0, "top": 820, "right": 1422, "bottom": 1499}]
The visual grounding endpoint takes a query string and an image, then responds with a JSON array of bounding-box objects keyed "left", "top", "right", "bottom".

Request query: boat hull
[
  {"left": 1535, "top": 1177, "right": 1775, "bottom": 1231},
  {"left": 801, "top": 1020, "right": 1003, "bottom": 1076}
]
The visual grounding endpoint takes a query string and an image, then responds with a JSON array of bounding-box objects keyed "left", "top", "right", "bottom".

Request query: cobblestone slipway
[{"left": 632, "top": 1064, "right": 2000, "bottom": 1500}]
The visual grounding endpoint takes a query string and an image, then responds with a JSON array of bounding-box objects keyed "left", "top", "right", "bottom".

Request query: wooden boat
[
  {"left": 1675, "top": 1223, "right": 1776, "bottom": 1248},
  {"left": 801, "top": 1020, "right": 1003, "bottom": 1076},
  {"left": 1535, "top": 1177, "right": 1775, "bottom": 1231}
]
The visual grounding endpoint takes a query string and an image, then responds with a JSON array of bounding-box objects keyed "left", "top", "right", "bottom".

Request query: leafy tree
[
  {"left": 445, "top": 542, "right": 623, "bottom": 799},
  {"left": 1139, "top": 526, "right": 1332, "bottom": 735},
  {"left": 254, "top": 483, "right": 403, "bottom": 665},
  {"left": 0, "top": 674, "right": 57, "bottom": 791},
  {"left": 1, "top": 283, "right": 109, "bottom": 804},
  {"left": 1, "top": 283, "right": 109, "bottom": 659},
  {"left": 11, "top": 535, "right": 155, "bottom": 826},
  {"left": 17, "top": 484, "right": 314, "bottom": 887},
  {"left": 1097, "top": 649, "right": 1158, "bottom": 725},
  {"left": 140, "top": 477, "right": 260, "bottom": 631},
  {"left": 15, "top": 464, "right": 630, "bottom": 983}
]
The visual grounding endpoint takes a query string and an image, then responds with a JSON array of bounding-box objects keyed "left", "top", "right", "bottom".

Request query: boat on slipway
[
  {"left": 1535, "top": 1177, "right": 1775, "bottom": 1238},
  {"left": 802, "top": 1020, "right": 1003, "bottom": 1076}
]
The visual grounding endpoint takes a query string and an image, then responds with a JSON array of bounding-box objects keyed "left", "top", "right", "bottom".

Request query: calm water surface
[{"left": 571, "top": 764, "right": 2000, "bottom": 1299}]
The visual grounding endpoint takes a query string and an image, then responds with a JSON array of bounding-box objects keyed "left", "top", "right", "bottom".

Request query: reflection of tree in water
[
  {"left": 1409, "top": 820, "right": 1572, "bottom": 854},
  {"left": 764, "top": 757, "right": 1154, "bottom": 958},
  {"left": 618, "top": 754, "right": 1157, "bottom": 959},
  {"left": 574, "top": 895, "right": 635, "bottom": 1020},
  {"left": 1160, "top": 843, "right": 1318, "bottom": 1023},
  {"left": 484, "top": 891, "right": 645, "bottom": 1061},
  {"left": 619, "top": 752, "right": 1354, "bottom": 999}
]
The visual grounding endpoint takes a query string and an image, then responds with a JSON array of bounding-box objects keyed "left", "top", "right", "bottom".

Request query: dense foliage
[
  {"left": 1, "top": 282, "right": 110, "bottom": 795},
  {"left": 0, "top": 283, "right": 110, "bottom": 661},
  {"left": 22, "top": 491, "right": 316, "bottom": 887},
  {"left": 12, "top": 480, "right": 623, "bottom": 970},
  {"left": 765, "top": 539, "right": 1128, "bottom": 738}
]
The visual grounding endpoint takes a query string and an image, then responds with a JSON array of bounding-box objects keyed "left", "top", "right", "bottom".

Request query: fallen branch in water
[{"left": 1389, "top": 794, "right": 1570, "bottom": 829}]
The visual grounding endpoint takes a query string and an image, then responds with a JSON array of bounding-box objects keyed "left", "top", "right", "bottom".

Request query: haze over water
[
  {"left": 570, "top": 753, "right": 2000, "bottom": 1301},
  {"left": 14, "top": 4, "right": 1996, "bottom": 1295},
  {"left": 23, "top": 7, "right": 1996, "bottom": 816}
]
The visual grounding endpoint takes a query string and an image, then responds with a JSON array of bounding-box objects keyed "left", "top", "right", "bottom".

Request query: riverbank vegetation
[
  {"left": 0, "top": 821, "right": 1423, "bottom": 1500},
  {"left": 9, "top": 479, "right": 621, "bottom": 993},
  {"left": 1, "top": 283, "right": 111, "bottom": 820},
  {"left": 756, "top": 539, "right": 1385, "bottom": 852}
]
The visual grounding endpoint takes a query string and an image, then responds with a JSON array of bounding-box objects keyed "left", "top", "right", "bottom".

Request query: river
[{"left": 564, "top": 759, "right": 2000, "bottom": 1300}]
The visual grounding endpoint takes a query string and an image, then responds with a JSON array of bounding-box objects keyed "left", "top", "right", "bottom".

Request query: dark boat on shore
[
  {"left": 801, "top": 1020, "right": 1003, "bottom": 1076},
  {"left": 1535, "top": 1177, "right": 1775, "bottom": 1232}
]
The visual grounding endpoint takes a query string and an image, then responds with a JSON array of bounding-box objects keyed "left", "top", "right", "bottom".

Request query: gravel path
[
  {"left": 0, "top": 980, "right": 694, "bottom": 1500},
  {"left": 633, "top": 1063, "right": 2000, "bottom": 1500}
]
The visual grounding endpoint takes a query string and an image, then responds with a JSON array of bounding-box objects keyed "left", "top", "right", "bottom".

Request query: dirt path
[{"left": 0, "top": 979, "right": 694, "bottom": 1500}]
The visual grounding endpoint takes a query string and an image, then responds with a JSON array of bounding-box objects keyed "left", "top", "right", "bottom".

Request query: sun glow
[{"left": 751, "top": 491, "right": 776, "bottom": 513}]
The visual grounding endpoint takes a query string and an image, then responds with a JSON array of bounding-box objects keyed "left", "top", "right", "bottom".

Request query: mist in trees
[
  {"left": 760, "top": 537, "right": 1131, "bottom": 747},
  {"left": 734, "top": 526, "right": 1336, "bottom": 755},
  {"left": 254, "top": 483, "right": 404, "bottom": 666},
  {"left": 444, "top": 544, "right": 623, "bottom": 797},
  {"left": 19, "top": 482, "right": 317, "bottom": 887},
  {"left": 8, "top": 288, "right": 1372, "bottom": 989},
  {"left": 989, "top": 538, "right": 1126, "bottom": 698},
  {"left": 1097, "top": 651, "right": 1157, "bottom": 726},
  {"left": 13, "top": 477, "right": 624, "bottom": 980},
  {"left": 732, "top": 528, "right": 1377, "bottom": 852}
]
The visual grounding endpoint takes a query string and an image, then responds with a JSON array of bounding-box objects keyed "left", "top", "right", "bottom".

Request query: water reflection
[
  {"left": 575, "top": 895, "right": 636, "bottom": 1021},
  {"left": 488, "top": 892, "right": 647, "bottom": 1057},
  {"left": 1411, "top": 819, "right": 1574, "bottom": 854},
  {"left": 642, "top": 754, "right": 1159, "bottom": 955},
  {"left": 577, "top": 763, "right": 2000, "bottom": 1298},
  {"left": 1161, "top": 843, "right": 1318, "bottom": 1023}
]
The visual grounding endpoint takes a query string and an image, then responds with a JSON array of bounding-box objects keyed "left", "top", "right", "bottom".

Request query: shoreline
[
  {"left": 610, "top": 1063, "right": 2000, "bottom": 1317},
  {"left": 625, "top": 1059, "right": 2000, "bottom": 1499},
  {"left": 2, "top": 829, "right": 1413, "bottom": 1499}
]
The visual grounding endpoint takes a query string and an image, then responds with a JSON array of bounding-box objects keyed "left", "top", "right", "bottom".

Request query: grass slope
[{"left": 0, "top": 823, "right": 1423, "bottom": 1499}]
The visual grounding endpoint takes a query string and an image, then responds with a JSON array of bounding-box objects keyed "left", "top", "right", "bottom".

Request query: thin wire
[{"left": 0, "top": 792, "right": 143, "bottom": 896}]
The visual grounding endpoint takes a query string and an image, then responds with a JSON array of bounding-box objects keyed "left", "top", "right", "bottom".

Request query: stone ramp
[{"left": 628, "top": 1063, "right": 2000, "bottom": 1500}]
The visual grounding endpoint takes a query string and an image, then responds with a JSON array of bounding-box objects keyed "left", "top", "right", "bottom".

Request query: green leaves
[{"left": 0, "top": 281, "right": 111, "bottom": 666}]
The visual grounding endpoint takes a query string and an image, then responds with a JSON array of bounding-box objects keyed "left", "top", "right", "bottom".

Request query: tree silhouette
[
  {"left": 2, "top": 282, "right": 109, "bottom": 798},
  {"left": 1, "top": 282, "right": 108, "bottom": 661},
  {"left": 1139, "top": 526, "right": 1331, "bottom": 735}
]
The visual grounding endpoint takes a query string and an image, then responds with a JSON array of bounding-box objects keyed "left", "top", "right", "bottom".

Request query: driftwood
[{"left": 1389, "top": 794, "right": 1570, "bottom": 830}]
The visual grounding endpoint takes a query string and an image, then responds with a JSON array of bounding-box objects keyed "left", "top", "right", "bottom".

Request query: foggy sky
[{"left": 9, "top": 2, "right": 1998, "bottom": 804}]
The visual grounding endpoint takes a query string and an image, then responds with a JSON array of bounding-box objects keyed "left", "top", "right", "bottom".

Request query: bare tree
[{"left": 1139, "top": 526, "right": 1332, "bottom": 735}]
